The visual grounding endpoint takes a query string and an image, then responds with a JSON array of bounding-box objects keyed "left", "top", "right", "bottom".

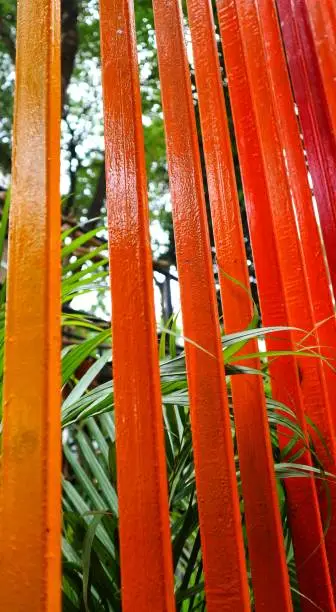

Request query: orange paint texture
[
  {"left": 217, "top": 0, "right": 336, "bottom": 607},
  {"left": 3, "top": 0, "right": 336, "bottom": 610},
  {"left": 152, "top": 0, "right": 250, "bottom": 609},
  {"left": 0, "top": 0, "right": 61, "bottom": 610},
  {"left": 186, "top": 0, "right": 292, "bottom": 608},
  {"left": 99, "top": 0, "right": 175, "bottom": 610}
]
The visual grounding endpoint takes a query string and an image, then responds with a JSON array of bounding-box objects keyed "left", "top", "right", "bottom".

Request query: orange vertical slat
[
  {"left": 253, "top": 0, "right": 336, "bottom": 602},
  {"left": 304, "top": 0, "right": 336, "bottom": 139},
  {"left": 0, "top": 0, "right": 61, "bottom": 610},
  {"left": 185, "top": 0, "right": 292, "bottom": 609},
  {"left": 151, "top": 0, "right": 250, "bottom": 609},
  {"left": 257, "top": 0, "right": 336, "bottom": 473},
  {"left": 227, "top": 1, "right": 336, "bottom": 574},
  {"left": 231, "top": 0, "right": 336, "bottom": 547},
  {"left": 216, "top": 0, "right": 336, "bottom": 609},
  {"left": 99, "top": 1, "right": 175, "bottom": 610}
]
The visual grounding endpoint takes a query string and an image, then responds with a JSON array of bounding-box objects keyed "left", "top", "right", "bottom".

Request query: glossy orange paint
[
  {"left": 152, "top": 0, "right": 250, "bottom": 609},
  {"left": 217, "top": 0, "right": 336, "bottom": 609},
  {"left": 257, "top": 0, "right": 336, "bottom": 456},
  {"left": 99, "top": 0, "right": 175, "bottom": 610},
  {"left": 231, "top": 0, "right": 336, "bottom": 557},
  {"left": 255, "top": 0, "right": 336, "bottom": 599},
  {"left": 0, "top": 0, "right": 61, "bottom": 610},
  {"left": 304, "top": 0, "right": 336, "bottom": 139},
  {"left": 185, "top": 0, "right": 292, "bottom": 608}
]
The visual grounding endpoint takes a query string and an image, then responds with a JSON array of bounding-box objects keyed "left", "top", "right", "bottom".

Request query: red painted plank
[
  {"left": 257, "top": 0, "right": 336, "bottom": 489},
  {"left": 304, "top": 0, "right": 336, "bottom": 139},
  {"left": 231, "top": 0, "right": 336, "bottom": 559},
  {"left": 256, "top": 0, "right": 336, "bottom": 601},
  {"left": 0, "top": 0, "right": 62, "bottom": 610},
  {"left": 216, "top": 0, "right": 336, "bottom": 609},
  {"left": 185, "top": 0, "right": 292, "bottom": 608},
  {"left": 151, "top": 0, "right": 250, "bottom": 608},
  {"left": 277, "top": 0, "right": 336, "bottom": 297},
  {"left": 99, "top": 0, "right": 175, "bottom": 609}
]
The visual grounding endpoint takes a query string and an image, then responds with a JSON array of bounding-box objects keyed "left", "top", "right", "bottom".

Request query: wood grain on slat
[
  {"left": 100, "top": 0, "right": 175, "bottom": 609},
  {"left": 0, "top": 1, "right": 61, "bottom": 610},
  {"left": 217, "top": 0, "right": 336, "bottom": 607},
  {"left": 185, "top": 0, "right": 292, "bottom": 607},
  {"left": 152, "top": 0, "right": 250, "bottom": 608}
]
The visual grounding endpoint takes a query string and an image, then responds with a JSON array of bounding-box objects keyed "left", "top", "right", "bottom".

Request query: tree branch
[
  {"left": 0, "top": 16, "right": 16, "bottom": 63},
  {"left": 86, "top": 162, "right": 106, "bottom": 228},
  {"left": 61, "top": 0, "right": 79, "bottom": 114}
]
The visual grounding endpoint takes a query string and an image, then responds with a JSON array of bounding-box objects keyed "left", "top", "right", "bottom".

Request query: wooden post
[
  {"left": 99, "top": 0, "right": 175, "bottom": 609},
  {"left": 186, "top": 0, "right": 292, "bottom": 607},
  {"left": 152, "top": 0, "right": 251, "bottom": 608},
  {"left": 0, "top": 0, "right": 61, "bottom": 610}
]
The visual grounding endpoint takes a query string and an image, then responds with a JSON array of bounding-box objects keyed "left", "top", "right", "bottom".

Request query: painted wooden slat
[
  {"left": 216, "top": 0, "right": 336, "bottom": 609},
  {"left": 304, "top": 0, "right": 336, "bottom": 139},
  {"left": 231, "top": 0, "right": 336, "bottom": 546},
  {"left": 185, "top": 0, "right": 292, "bottom": 608},
  {"left": 98, "top": 0, "right": 175, "bottom": 610},
  {"left": 151, "top": 0, "right": 250, "bottom": 609},
  {"left": 257, "top": 0, "right": 336, "bottom": 481},
  {"left": 258, "top": 0, "right": 336, "bottom": 382},
  {"left": 255, "top": 0, "right": 336, "bottom": 601},
  {"left": 277, "top": 0, "right": 336, "bottom": 296},
  {"left": 0, "top": 0, "right": 61, "bottom": 610}
]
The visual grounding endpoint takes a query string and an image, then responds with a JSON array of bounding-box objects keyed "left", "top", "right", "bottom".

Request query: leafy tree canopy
[{"left": 0, "top": 0, "right": 173, "bottom": 258}]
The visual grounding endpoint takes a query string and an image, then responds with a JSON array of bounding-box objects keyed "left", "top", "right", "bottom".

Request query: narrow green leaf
[{"left": 83, "top": 513, "right": 104, "bottom": 612}]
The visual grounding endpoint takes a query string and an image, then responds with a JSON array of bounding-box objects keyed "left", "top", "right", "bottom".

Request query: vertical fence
[
  {"left": 277, "top": 0, "right": 336, "bottom": 296},
  {"left": 151, "top": 0, "right": 251, "bottom": 607},
  {"left": 1, "top": 0, "right": 336, "bottom": 609}
]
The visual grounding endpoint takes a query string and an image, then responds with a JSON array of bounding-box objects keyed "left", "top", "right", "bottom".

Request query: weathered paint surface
[
  {"left": 186, "top": 0, "right": 292, "bottom": 608},
  {"left": 151, "top": 0, "right": 251, "bottom": 609},
  {"left": 99, "top": 0, "right": 175, "bottom": 610},
  {"left": 0, "top": 0, "right": 61, "bottom": 610},
  {"left": 217, "top": 0, "right": 336, "bottom": 608}
]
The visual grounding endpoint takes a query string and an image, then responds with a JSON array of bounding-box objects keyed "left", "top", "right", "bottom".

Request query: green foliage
[
  {"left": 61, "top": 323, "right": 328, "bottom": 610},
  {"left": 1, "top": 3, "right": 332, "bottom": 608},
  {"left": 0, "top": 0, "right": 172, "bottom": 246},
  {"left": 58, "top": 226, "right": 334, "bottom": 611},
  {"left": 0, "top": 200, "right": 332, "bottom": 609},
  {"left": 0, "top": 0, "right": 15, "bottom": 175}
]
